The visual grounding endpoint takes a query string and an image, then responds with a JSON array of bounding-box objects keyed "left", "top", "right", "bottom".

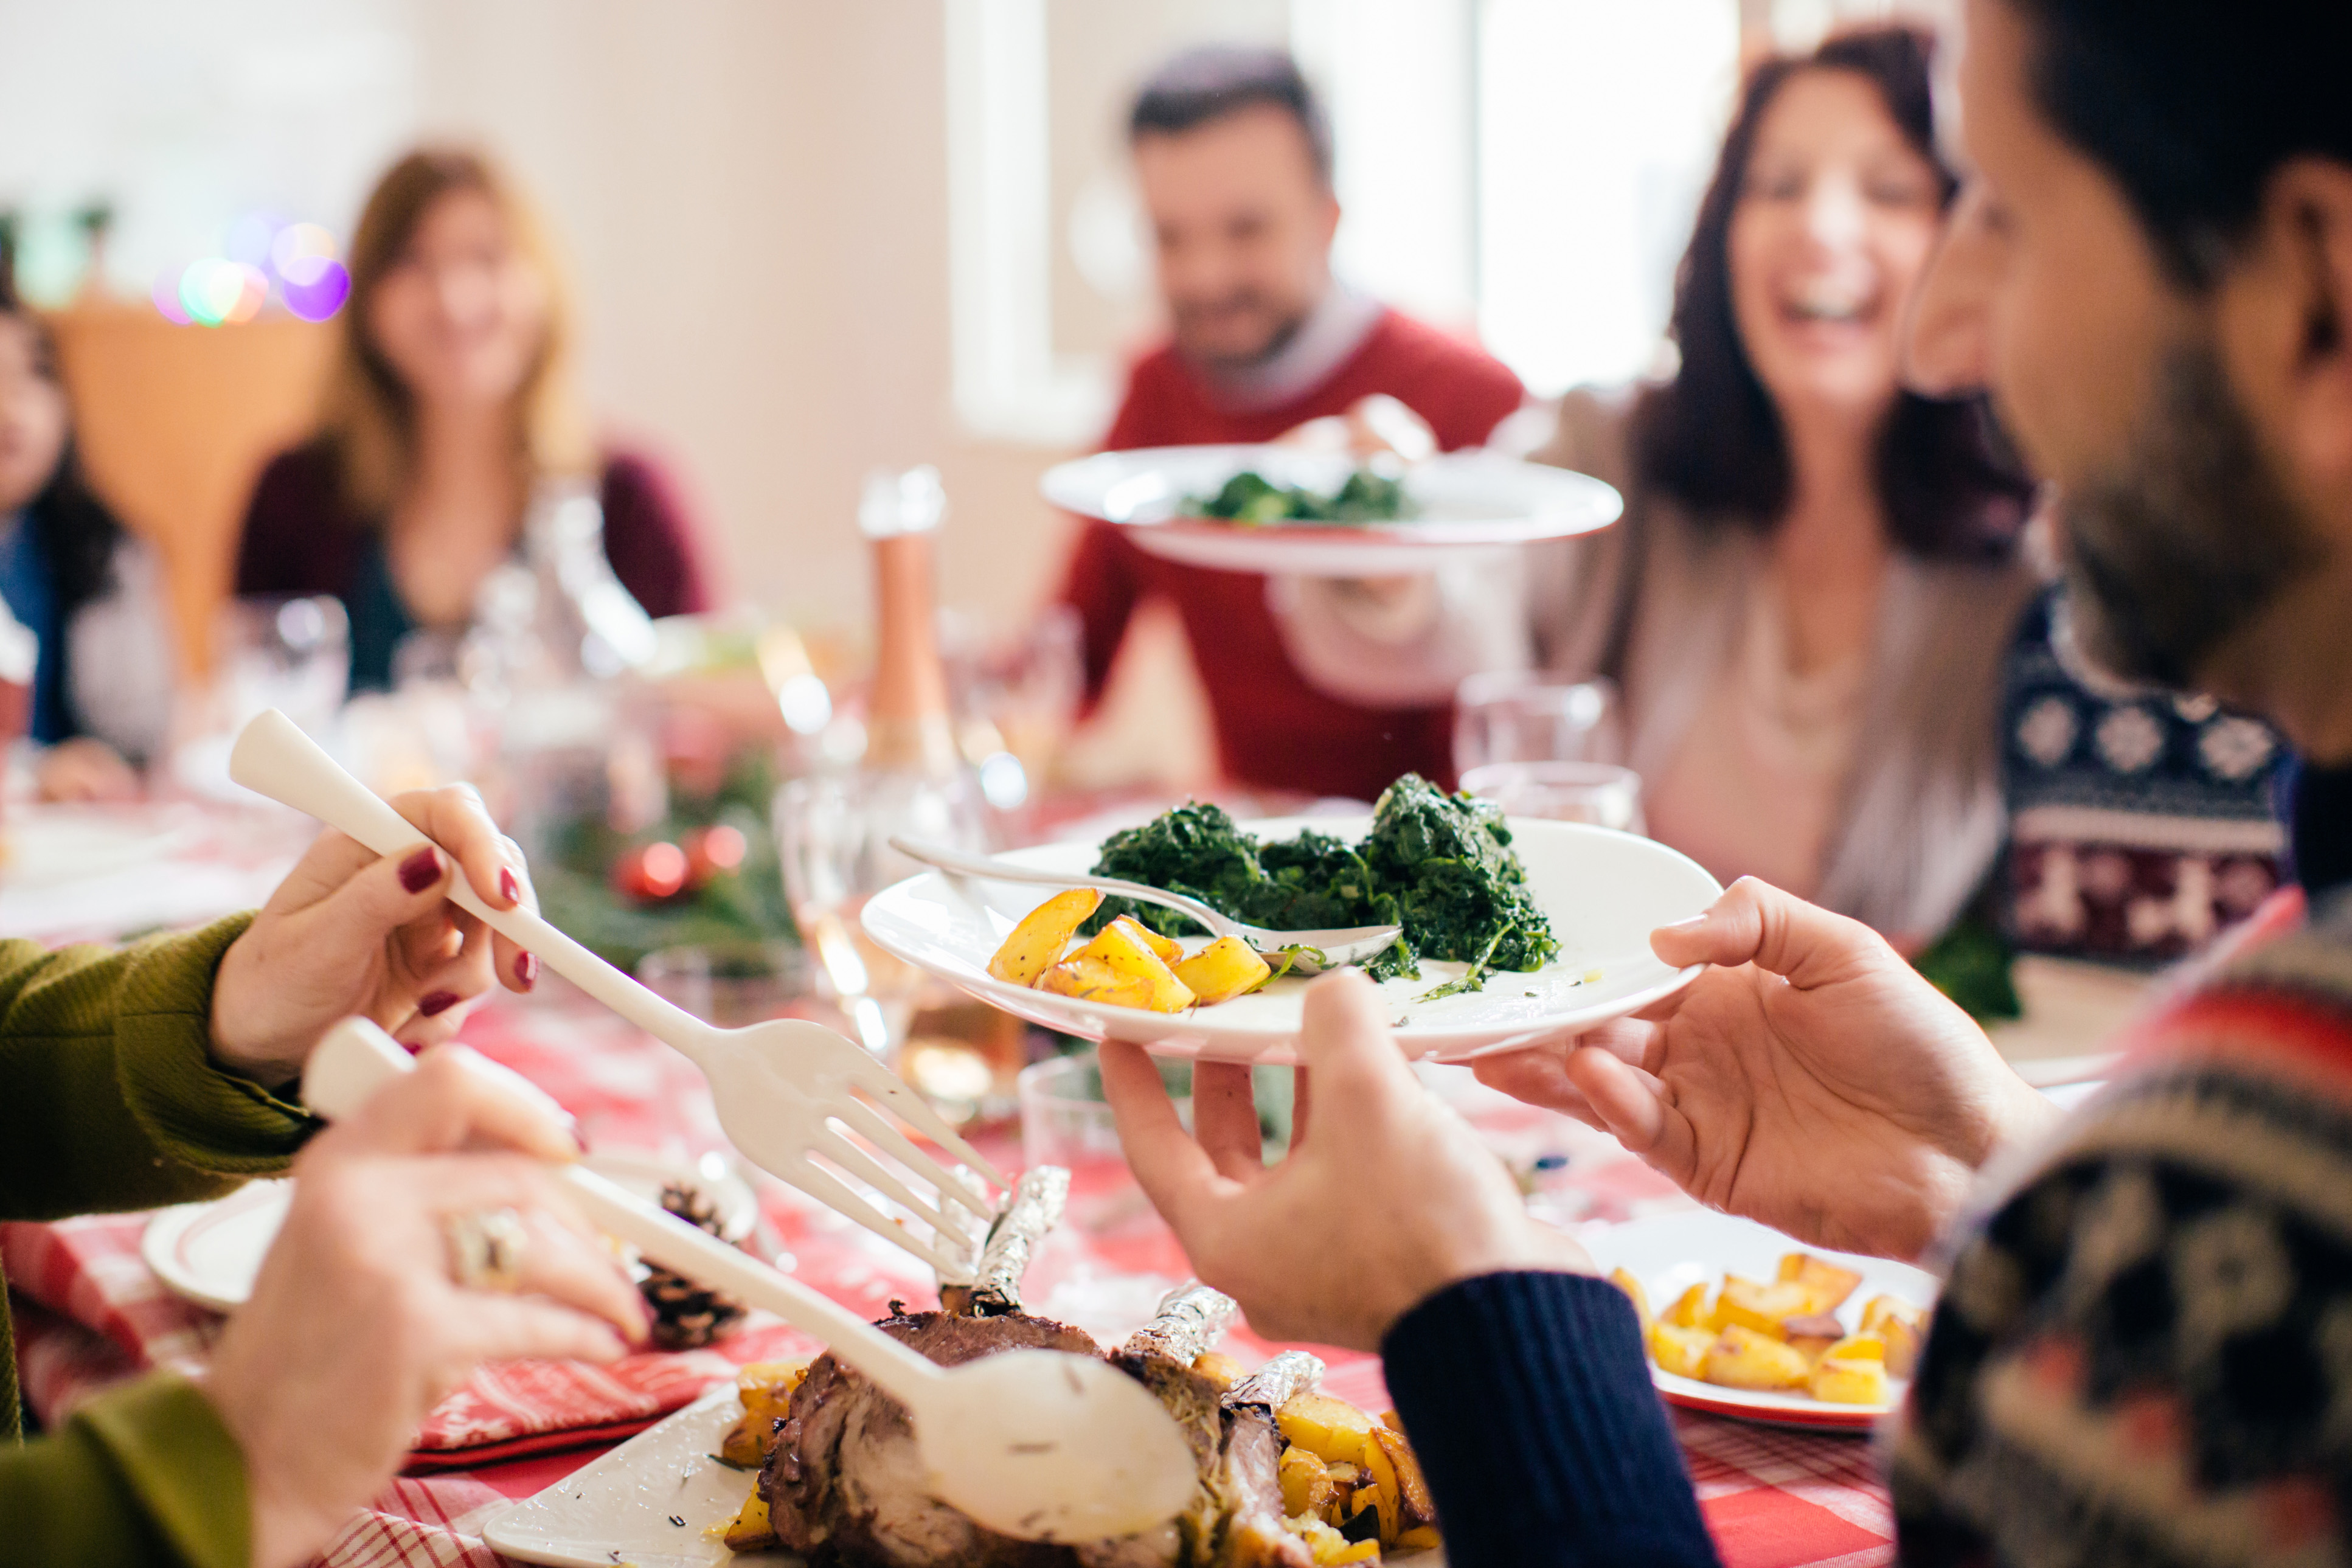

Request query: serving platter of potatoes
[{"left": 1582, "top": 1210, "right": 1938, "bottom": 1431}]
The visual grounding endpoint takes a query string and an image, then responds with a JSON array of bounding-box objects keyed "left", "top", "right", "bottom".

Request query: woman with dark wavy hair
[
  {"left": 1278, "top": 26, "right": 2036, "bottom": 945},
  {"left": 0, "top": 279, "right": 177, "bottom": 800}
]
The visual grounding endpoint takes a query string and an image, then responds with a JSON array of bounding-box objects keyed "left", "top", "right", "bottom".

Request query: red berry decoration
[
  {"left": 613, "top": 841, "right": 690, "bottom": 903},
  {"left": 685, "top": 824, "right": 748, "bottom": 886}
]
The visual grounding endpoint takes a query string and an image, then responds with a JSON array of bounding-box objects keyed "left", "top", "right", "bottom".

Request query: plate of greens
[
  {"left": 860, "top": 777, "right": 1719, "bottom": 1063},
  {"left": 1041, "top": 445, "right": 1623, "bottom": 576}
]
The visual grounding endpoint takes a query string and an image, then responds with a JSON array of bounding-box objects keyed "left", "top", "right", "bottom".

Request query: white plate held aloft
[
  {"left": 1042, "top": 445, "right": 1622, "bottom": 577},
  {"left": 860, "top": 815, "right": 1720, "bottom": 1064}
]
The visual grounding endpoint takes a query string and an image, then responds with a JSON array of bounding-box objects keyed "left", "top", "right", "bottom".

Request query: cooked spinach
[
  {"left": 1084, "top": 775, "right": 1559, "bottom": 995},
  {"left": 1186, "top": 467, "right": 1414, "bottom": 526}
]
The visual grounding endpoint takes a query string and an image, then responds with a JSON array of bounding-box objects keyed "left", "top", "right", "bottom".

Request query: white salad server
[
  {"left": 304, "top": 1019, "right": 1199, "bottom": 1544},
  {"left": 229, "top": 709, "right": 1003, "bottom": 1278}
]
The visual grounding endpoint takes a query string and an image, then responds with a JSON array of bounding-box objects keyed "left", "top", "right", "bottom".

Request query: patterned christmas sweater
[{"left": 1893, "top": 883, "right": 2352, "bottom": 1567}]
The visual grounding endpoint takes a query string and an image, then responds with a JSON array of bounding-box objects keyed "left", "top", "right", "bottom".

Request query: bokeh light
[
  {"left": 152, "top": 217, "right": 347, "bottom": 325},
  {"left": 279, "top": 254, "right": 351, "bottom": 321},
  {"left": 177, "top": 258, "right": 268, "bottom": 327},
  {"left": 151, "top": 268, "right": 193, "bottom": 325},
  {"left": 225, "top": 211, "right": 283, "bottom": 269},
  {"left": 269, "top": 222, "right": 336, "bottom": 276}
]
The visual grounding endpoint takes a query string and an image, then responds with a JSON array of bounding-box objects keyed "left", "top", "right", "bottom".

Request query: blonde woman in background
[{"left": 234, "top": 148, "right": 710, "bottom": 692}]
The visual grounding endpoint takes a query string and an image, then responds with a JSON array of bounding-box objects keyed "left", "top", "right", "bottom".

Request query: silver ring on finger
[{"left": 443, "top": 1205, "right": 530, "bottom": 1292}]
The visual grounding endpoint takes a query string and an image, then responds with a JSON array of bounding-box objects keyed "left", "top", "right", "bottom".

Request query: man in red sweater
[{"left": 1058, "top": 47, "right": 1524, "bottom": 800}]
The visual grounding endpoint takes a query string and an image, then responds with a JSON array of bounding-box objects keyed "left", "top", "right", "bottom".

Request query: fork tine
[
  {"left": 834, "top": 1050, "right": 1010, "bottom": 1188},
  {"left": 811, "top": 1127, "right": 968, "bottom": 1240},
  {"left": 831, "top": 1096, "right": 997, "bottom": 1221},
  {"left": 782, "top": 1159, "right": 976, "bottom": 1278}
]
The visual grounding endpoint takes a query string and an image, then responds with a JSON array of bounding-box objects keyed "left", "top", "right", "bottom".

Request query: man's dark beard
[
  {"left": 2056, "top": 337, "right": 2323, "bottom": 689},
  {"left": 1173, "top": 294, "right": 1311, "bottom": 372}
]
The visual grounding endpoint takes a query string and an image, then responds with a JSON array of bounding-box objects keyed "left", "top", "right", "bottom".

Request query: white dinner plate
[
  {"left": 859, "top": 815, "right": 1721, "bottom": 1064},
  {"left": 1041, "top": 445, "right": 1623, "bottom": 576},
  {"left": 485, "top": 1384, "right": 793, "bottom": 1567},
  {"left": 142, "top": 1154, "right": 759, "bottom": 1314},
  {"left": 1581, "top": 1210, "right": 1940, "bottom": 1432},
  {"left": 486, "top": 1378, "right": 1450, "bottom": 1567}
]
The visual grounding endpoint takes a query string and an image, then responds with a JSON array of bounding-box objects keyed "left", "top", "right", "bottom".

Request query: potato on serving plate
[
  {"left": 1174, "top": 935, "right": 1274, "bottom": 1004},
  {"left": 987, "top": 887, "right": 1105, "bottom": 985}
]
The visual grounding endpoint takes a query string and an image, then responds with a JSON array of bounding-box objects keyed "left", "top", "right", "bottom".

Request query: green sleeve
[
  {"left": 0, "top": 914, "right": 317, "bottom": 1222},
  {"left": 0, "top": 1372, "right": 251, "bottom": 1568}
]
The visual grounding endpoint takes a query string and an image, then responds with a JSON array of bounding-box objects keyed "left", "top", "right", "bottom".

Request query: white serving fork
[{"left": 229, "top": 709, "right": 1005, "bottom": 1279}]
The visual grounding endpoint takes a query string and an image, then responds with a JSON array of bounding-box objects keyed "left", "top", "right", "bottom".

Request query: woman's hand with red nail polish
[{"left": 209, "top": 785, "right": 545, "bottom": 1085}]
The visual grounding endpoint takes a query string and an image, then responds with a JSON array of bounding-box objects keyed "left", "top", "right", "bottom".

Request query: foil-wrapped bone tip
[
  {"left": 1223, "top": 1350, "right": 1325, "bottom": 1414},
  {"left": 1117, "top": 1282, "right": 1238, "bottom": 1367},
  {"left": 939, "top": 1164, "right": 1069, "bottom": 1317}
]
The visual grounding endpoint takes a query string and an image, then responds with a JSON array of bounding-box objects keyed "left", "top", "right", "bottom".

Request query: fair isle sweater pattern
[{"left": 1892, "top": 887, "right": 2352, "bottom": 1568}]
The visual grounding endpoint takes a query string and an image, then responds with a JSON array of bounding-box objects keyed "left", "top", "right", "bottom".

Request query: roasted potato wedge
[
  {"left": 1373, "top": 1425, "right": 1434, "bottom": 1533},
  {"left": 718, "top": 1415, "right": 768, "bottom": 1469},
  {"left": 1711, "top": 1275, "right": 1818, "bottom": 1339},
  {"left": 723, "top": 1488, "right": 777, "bottom": 1551},
  {"left": 1650, "top": 1321, "right": 1715, "bottom": 1379},
  {"left": 1278, "top": 1391, "right": 1379, "bottom": 1468},
  {"left": 987, "top": 887, "right": 1104, "bottom": 985},
  {"left": 1111, "top": 914, "right": 1186, "bottom": 966},
  {"left": 1810, "top": 1354, "right": 1890, "bottom": 1405},
  {"left": 1359, "top": 1425, "right": 1402, "bottom": 1544},
  {"left": 1781, "top": 1311, "right": 1848, "bottom": 1364},
  {"left": 1193, "top": 1350, "right": 1247, "bottom": 1392},
  {"left": 1701, "top": 1324, "right": 1813, "bottom": 1390},
  {"left": 1070, "top": 920, "right": 1197, "bottom": 1011},
  {"left": 1396, "top": 1524, "right": 1443, "bottom": 1553},
  {"left": 1663, "top": 1282, "right": 1712, "bottom": 1328},
  {"left": 1778, "top": 1252, "right": 1865, "bottom": 1314},
  {"left": 1173, "top": 935, "right": 1274, "bottom": 1005},
  {"left": 1036, "top": 954, "right": 1163, "bottom": 1010},
  {"left": 1878, "top": 1313, "right": 1923, "bottom": 1377},
  {"left": 1280, "top": 1443, "right": 1337, "bottom": 1518}
]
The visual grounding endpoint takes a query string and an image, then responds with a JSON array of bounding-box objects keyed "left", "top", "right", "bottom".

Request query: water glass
[
  {"left": 1459, "top": 760, "right": 1646, "bottom": 834},
  {"left": 1019, "top": 1052, "right": 1193, "bottom": 1237},
  {"left": 638, "top": 941, "right": 817, "bottom": 1029},
  {"left": 1453, "top": 671, "right": 1622, "bottom": 775}
]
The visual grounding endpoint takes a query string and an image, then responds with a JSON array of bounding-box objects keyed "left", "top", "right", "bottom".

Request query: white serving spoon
[
  {"left": 302, "top": 1018, "right": 1197, "bottom": 1544},
  {"left": 229, "top": 709, "right": 1001, "bottom": 1278}
]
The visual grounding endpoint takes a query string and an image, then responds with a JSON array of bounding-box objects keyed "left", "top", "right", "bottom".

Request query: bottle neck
[{"left": 866, "top": 532, "right": 959, "bottom": 775}]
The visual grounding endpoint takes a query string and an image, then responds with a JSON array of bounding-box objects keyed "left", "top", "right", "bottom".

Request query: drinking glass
[
  {"left": 637, "top": 941, "right": 817, "bottom": 1029},
  {"left": 773, "top": 769, "right": 987, "bottom": 1061},
  {"left": 1019, "top": 1051, "right": 1192, "bottom": 1237},
  {"left": 1453, "top": 671, "right": 1622, "bottom": 775},
  {"left": 1459, "top": 760, "right": 1645, "bottom": 833},
  {"left": 169, "top": 595, "right": 352, "bottom": 799}
]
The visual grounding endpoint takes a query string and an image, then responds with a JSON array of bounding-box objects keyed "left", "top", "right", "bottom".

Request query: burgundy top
[
  {"left": 1058, "top": 308, "right": 1524, "bottom": 799},
  {"left": 235, "top": 442, "right": 710, "bottom": 690}
]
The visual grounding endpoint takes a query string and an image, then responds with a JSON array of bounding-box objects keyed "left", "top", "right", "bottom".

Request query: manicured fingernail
[
  {"left": 400, "top": 847, "right": 443, "bottom": 893},
  {"left": 499, "top": 867, "right": 522, "bottom": 905},
  {"left": 418, "top": 990, "right": 461, "bottom": 1018},
  {"left": 515, "top": 951, "right": 539, "bottom": 990},
  {"left": 1661, "top": 915, "right": 1708, "bottom": 932}
]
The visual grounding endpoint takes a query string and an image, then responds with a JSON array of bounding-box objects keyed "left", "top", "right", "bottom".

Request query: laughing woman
[{"left": 1276, "top": 27, "right": 2036, "bottom": 948}]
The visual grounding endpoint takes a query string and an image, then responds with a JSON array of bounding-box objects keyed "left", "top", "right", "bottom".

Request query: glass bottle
[{"left": 463, "top": 477, "right": 665, "bottom": 865}]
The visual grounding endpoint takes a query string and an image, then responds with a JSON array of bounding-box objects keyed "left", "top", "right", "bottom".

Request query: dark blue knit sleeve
[{"left": 1381, "top": 1271, "right": 1719, "bottom": 1568}]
